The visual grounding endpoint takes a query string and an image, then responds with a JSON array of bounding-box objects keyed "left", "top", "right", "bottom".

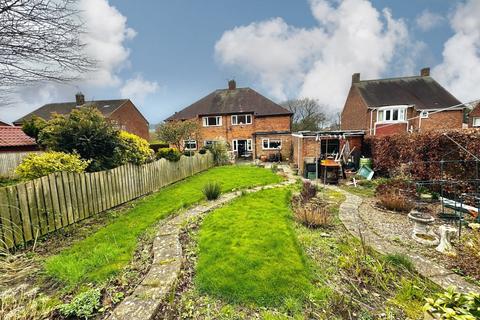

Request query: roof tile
[{"left": 0, "top": 126, "right": 36, "bottom": 147}]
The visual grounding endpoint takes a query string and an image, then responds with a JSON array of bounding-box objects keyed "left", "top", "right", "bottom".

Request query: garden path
[
  {"left": 108, "top": 165, "right": 296, "bottom": 320},
  {"left": 324, "top": 183, "right": 480, "bottom": 294}
]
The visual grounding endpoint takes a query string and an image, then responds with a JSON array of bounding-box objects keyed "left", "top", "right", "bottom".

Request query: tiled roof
[
  {"left": 13, "top": 99, "right": 129, "bottom": 124},
  {"left": 355, "top": 76, "right": 463, "bottom": 110},
  {"left": 166, "top": 87, "right": 292, "bottom": 121},
  {"left": 0, "top": 126, "right": 37, "bottom": 147}
]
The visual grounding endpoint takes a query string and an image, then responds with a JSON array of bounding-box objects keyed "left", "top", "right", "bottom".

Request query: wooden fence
[
  {"left": 0, "top": 152, "right": 214, "bottom": 249},
  {"left": 0, "top": 151, "right": 42, "bottom": 177}
]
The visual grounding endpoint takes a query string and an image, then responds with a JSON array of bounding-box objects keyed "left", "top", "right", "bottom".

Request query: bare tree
[
  {"left": 0, "top": 0, "right": 94, "bottom": 91},
  {"left": 282, "top": 98, "right": 327, "bottom": 131},
  {"left": 155, "top": 120, "right": 202, "bottom": 152}
]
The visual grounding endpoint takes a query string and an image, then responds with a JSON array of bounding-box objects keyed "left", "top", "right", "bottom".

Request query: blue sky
[{"left": 5, "top": 0, "right": 480, "bottom": 125}]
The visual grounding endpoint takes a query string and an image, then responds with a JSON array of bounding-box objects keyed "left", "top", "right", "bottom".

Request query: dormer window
[
  {"left": 377, "top": 106, "right": 407, "bottom": 123},
  {"left": 203, "top": 116, "right": 222, "bottom": 127},
  {"left": 231, "top": 114, "right": 252, "bottom": 125}
]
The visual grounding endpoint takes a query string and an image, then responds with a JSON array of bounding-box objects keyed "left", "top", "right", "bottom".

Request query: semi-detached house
[{"left": 166, "top": 80, "right": 293, "bottom": 160}]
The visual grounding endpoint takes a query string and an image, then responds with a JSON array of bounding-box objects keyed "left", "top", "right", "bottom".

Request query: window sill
[{"left": 375, "top": 121, "right": 408, "bottom": 125}]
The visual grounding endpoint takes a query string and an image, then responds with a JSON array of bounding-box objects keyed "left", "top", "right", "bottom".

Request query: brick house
[
  {"left": 0, "top": 126, "right": 38, "bottom": 152},
  {"left": 166, "top": 80, "right": 293, "bottom": 160},
  {"left": 468, "top": 103, "right": 480, "bottom": 128},
  {"left": 13, "top": 93, "right": 150, "bottom": 140},
  {"left": 292, "top": 130, "right": 364, "bottom": 176},
  {"left": 0, "top": 120, "right": 10, "bottom": 126},
  {"left": 341, "top": 68, "right": 465, "bottom": 136}
]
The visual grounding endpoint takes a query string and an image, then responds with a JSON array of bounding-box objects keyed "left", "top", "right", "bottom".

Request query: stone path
[
  {"left": 108, "top": 166, "right": 296, "bottom": 320},
  {"left": 327, "top": 184, "right": 480, "bottom": 294}
]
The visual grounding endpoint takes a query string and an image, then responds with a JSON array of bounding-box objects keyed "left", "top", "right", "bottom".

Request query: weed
[
  {"left": 293, "top": 199, "right": 332, "bottom": 228},
  {"left": 377, "top": 192, "right": 414, "bottom": 212},
  {"left": 58, "top": 288, "right": 101, "bottom": 318},
  {"left": 383, "top": 253, "right": 414, "bottom": 271},
  {"left": 202, "top": 181, "right": 221, "bottom": 200}
]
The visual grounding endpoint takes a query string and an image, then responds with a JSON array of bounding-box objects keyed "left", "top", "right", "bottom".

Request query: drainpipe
[{"left": 370, "top": 108, "right": 376, "bottom": 136}]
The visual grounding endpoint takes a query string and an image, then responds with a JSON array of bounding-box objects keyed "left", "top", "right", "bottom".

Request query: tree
[
  {"left": 0, "top": 0, "right": 94, "bottom": 93},
  {"left": 155, "top": 120, "right": 202, "bottom": 152},
  {"left": 22, "top": 115, "right": 47, "bottom": 141},
  {"left": 37, "top": 106, "right": 123, "bottom": 171},
  {"left": 282, "top": 98, "right": 327, "bottom": 131}
]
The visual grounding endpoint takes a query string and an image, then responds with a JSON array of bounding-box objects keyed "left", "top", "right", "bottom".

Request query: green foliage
[
  {"left": 183, "top": 150, "right": 195, "bottom": 157},
  {"left": 196, "top": 188, "right": 311, "bottom": 306},
  {"left": 202, "top": 181, "right": 221, "bottom": 200},
  {"left": 45, "top": 166, "right": 282, "bottom": 286},
  {"left": 15, "top": 151, "right": 90, "bottom": 180},
  {"left": 423, "top": 288, "right": 480, "bottom": 320},
  {"left": 118, "top": 131, "right": 153, "bottom": 165},
  {"left": 155, "top": 119, "right": 201, "bottom": 152},
  {"left": 21, "top": 115, "right": 47, "bottom": 141},
  {"left": 37, "top": 106, "right": 123, "bottom": 171},
  {"left": 206, "top": 141, "right": 230, "bottom": 165},
  {"left": 156, "top": 147, "right": 181, "bottom": 162},
  {"left": 198, "top": 148, "right": 207, "bottom": 155},
  {"left": 58, "top": 288, "right": 101, "bottom": 318},
  {"left": 383, "top": 253, "right": 414, "bottom": 271}
]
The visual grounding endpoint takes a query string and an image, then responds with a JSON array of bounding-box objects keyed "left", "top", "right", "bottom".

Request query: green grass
[
  {"left": 196, "top": 187, "right": 312, "bottom": 306},
  {"left": 44, "top": 166, "right": 282, "bottom": 286}
]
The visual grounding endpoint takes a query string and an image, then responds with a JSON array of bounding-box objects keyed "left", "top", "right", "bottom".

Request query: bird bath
[{"left": 408, "top": 210, "right": 439, "bottom": 246}]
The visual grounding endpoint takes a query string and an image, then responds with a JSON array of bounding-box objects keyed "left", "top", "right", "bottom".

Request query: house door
[
  {"left": 233, "top": 139, "right": 252, "bottom": 158},
  {"left": 237, "top": 140, "right": 247, "bottom": 157}
]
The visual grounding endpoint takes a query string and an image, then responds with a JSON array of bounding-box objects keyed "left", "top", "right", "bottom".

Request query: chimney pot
[
  {"left": 421, "top": 67, "right": 430, "bottom": 77},
  {"left": 228, "top": 80, "right": 236, "bottom": 90},
  {"left": 75, "top": 92, "right": 85, "bottom": 106},
  {"left": 352, "top": 73, "right": 360, "bottom": 84}
]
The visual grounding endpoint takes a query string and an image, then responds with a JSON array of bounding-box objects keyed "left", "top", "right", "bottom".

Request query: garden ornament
[{"left": 435, "top": 225, "right": 457, "bottom": 254}]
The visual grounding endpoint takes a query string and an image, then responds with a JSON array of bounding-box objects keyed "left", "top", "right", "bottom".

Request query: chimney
[
  {"left": 75, "top": 92, "right": 85, "bottom": 106},
  {"left": 420, "top": 67, "right": 430, "bottom": 77},
  {"left": 228, "top": 80, "right": 236, "bottom": 90},
  {"left": 352, "top": 73, "right": 360, "bottom": 84}
]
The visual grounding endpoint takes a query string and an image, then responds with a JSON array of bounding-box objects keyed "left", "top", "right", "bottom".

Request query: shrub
[
  {"left": 377, "top": 192, "right": 414, "bottom": 213},
  {"left": 183, "top": 150, "right": 195, "bottom": 157},
  {"left": 293, "top": 199, "right": 332, "bottom": 228},
  {"left": 156, "top": 147, "right": 181, "bottom": 162},
  {"left": 423, "top": 288, "right": 480, "bottom": 320},
  {"left": 448, "top": 224, "right": 480, "bottom": 281},
  {"left": 199, "top": 148, "right": 207, "bottom": 155},
  {"left": 15, "top": 152, "right": 90, "bottom": 180},
  {"left": 206, "top": 141, "right": 230, "bottom": 165},
  {"left": 58, "top": 288, "right": 101, "bottom": 318},
  {"left": 300, "top": 180, "right": 317, "bottom": 204},
  {"left": 119, "top": 131, "right": 153, "bottom": 165},
  {"left": 375, "top": 179, "right": 416, "bottom": 198},
  {"left": 202, "top": 182, "right": 221, "bottom": 200},
  {"left": 384, "top": 253, "right": 414, "bottom": 271}
]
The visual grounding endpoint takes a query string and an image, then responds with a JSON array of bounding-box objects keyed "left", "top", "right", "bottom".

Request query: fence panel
[
  {"left": 0, "top": 152, "right": 213, "bottom": 249},
  {"left": 0, "top": 151, "right": 42, "bottom": 177}
]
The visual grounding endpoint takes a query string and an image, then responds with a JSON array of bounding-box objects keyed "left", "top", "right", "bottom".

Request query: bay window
[{"left": 377, "top": 106, "right": 407, "bottom": 123}]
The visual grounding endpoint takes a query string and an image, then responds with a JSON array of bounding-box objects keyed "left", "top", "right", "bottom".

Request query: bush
[
  {"left": 15, "top": 152, "right": 90, "bottom": 180},
  {"left": 300, "top": 180, "right": 317, "bottom": 204},
  {"left": 377, "top": 192, "right": 414, "bottom": 212},
  {"left": 156, "top": 147, "right": 181, "bottom": 162},
  {"left": 423, "top": 288, "right": 480, "bottom": 320},
  {"left": 183, "top": 150, "right": 195, "bottom": 157},
  {"left": 375, "top": 179, "right": 416, "bottom": 198},
  {"left": 119, "top": 131, "right": 153, "bottom": 165},
  {"left": 293, "top": 199, "right": 332, "bottom": 228},
  {"left": 202, "top": 182, "right": 221, "bottom": 200},
  {"left": 206, "top": 141, "right": 230, "bottom": 165},
  {"left": 58, "top": 288, "right": 101, "bottom": 318},
  {"left": 199, "top": 148, "right": 207, "bottom": 155}
]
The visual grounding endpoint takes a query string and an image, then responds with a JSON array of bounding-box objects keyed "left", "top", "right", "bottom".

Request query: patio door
[{"left": 232, "top": 139, "right": 252, "bottom": 157}]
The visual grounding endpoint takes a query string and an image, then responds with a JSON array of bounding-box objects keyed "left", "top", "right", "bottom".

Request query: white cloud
[
  {"left": 215, "top": 0, "right": 414, "bottom": 114},
  {"left": 120, "top": 75, "right": 159, "bottom": 102},
  {"left": 416, "top": 10, "right": 445, "bottom": 32},
  {"left": 432, "top": 0, "right": 480, "bottom": 105}
]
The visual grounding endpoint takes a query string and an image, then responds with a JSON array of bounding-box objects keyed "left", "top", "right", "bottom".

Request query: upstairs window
[
  {"left": 231, "top": 114, "right": 252, "bottom": 125},
  {"left": 184, "top": 140, "right": 197, "bottom": 150},
  {"left": 377, "top": 106, "right": 407, "bottom": 123},
  {"left": 203, "top": 116, "right": 222, "bottom": 127},
  {"left": 420, "top": 111, "right": 429, "bottom": 118},
  {"left": 473, "top": 117, "right": 480, "bottom": 127},
  {"left": 262, "top": 138, "right": 282, "bottom": 150}
]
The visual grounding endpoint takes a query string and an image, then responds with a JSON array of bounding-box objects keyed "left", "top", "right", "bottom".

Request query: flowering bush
[
  {"left": 15, "top": 152, "right": 90, "bottom": 180},
  {"left": 119, "top": 131, "right": 153, "bottom": 165}
]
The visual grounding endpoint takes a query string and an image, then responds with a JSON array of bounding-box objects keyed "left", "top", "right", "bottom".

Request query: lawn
[
  {"left": 44, "top": 165, "right": 282, "bottom": 286},
  {"left": 196, "top": 187, "right": 312, "bottom": 307}
]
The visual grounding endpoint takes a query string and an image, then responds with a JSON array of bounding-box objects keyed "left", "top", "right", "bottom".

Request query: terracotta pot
[{"left": 260, "top": 155, "right": 268, "bottom": 162}]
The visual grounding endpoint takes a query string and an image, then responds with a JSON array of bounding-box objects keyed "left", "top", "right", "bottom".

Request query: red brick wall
[
  {"left": 375, "top": 123, "right": 408, "bottom": 136},
  {"left": 109, "top": 100, "right": 149, "bottom": 140},
  {"left": 418, "top": 110, "right": 463, "bottom": 131},
  {"left": 254, "top": 134, "right": 292, "bottom": 161},
  {"left": 341, "top": 86, "right": 369, "bottom": 131}
]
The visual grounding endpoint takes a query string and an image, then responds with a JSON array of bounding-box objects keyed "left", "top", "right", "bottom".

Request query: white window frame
[
  {"left": 376, "top": 106, "right": 408, "bottom": 124},
  {"left": 473, "top": 117, "right": 480, "bottom": 127},
  {"left": 262, "top": 138, "right": 282, "bottom": 150},
  {"left": 231, "top": 114, "right": 252, "bottom": 125},
  {"left": 232, "top": 139, "right": 252, "bottom": 152},
  {"left": 202, "top": 116, "right": 222, "bottom": 127},
  {"left": 183, "top": 140, "right": 197, "bottom": 151},
  {"left": 204, "top": 140, "right": 217, "bottom": 147},
  {"left": 420, "top": 110, "right": 429, "bottom": 119}
]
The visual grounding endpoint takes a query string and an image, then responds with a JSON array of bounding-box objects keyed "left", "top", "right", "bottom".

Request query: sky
[{"left": 2, "top": 0, "right": 480, "bottom": 125}]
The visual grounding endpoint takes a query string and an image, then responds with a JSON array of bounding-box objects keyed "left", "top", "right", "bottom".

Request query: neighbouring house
[
  {"left": 13, "top": 93, "right": 150, "bottom": 140},
  {"left": 0, "top": 126, "right": 38, "bottom": 152},
  {"left": 0, "top": 120, "right": 11, "bottom": 126},
  {"left": 292, "top": 130, "right": 364, "bottom": 176},
  {"left": 341, "top": 68, "right": 465, "bottom": 136},
  {"left": 468, "top": 103, "right": 480, "bottom": 128},
  {"left": 166, "top": 80, "right": 293, "bottom": 160}
]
